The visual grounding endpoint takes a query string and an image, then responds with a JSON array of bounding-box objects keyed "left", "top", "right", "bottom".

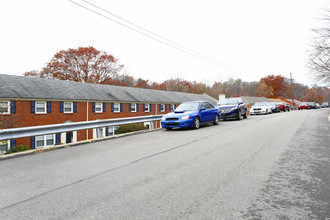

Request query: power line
[
  {"left": 68, "top": 0, "right": 247, "bottom": 75},
  {"left": 81, "top": 0, "right": 241, "bottom": 72}
]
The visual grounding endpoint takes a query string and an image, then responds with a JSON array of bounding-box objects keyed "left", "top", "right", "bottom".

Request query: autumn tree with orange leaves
[
  {"left": 24, "top": 46, "right": 124, "bottom": 84},
  {"left": 258, "top": 75, "right": 288, "bottom": 98},
  {"left": 303, "top": 86, "right": 324, "bottom": 103}
]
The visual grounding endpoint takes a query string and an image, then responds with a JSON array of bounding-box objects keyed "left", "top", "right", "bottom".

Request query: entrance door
[{"left": 66, "top": 132, "right": 73, "bottom": 144}]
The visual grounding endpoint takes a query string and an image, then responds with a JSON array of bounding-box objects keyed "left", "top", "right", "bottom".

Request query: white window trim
[
  {"left": 114, "top": 103, "right": 120, "bottom": 113},
  {"left": 35, "top": 134, "right": 55, "bottom": 148},
  {"left": 130, "top": 103, "right": 137, "bottom": 112},
  {"left": 170, "top": 104, "right": 175, "bottom": 111},
  {"left": 160, "top": 104, "right": 165, "bottom": 112},
  {"left": 0, "top": 101, "right": 10, "bottom": 115},
  {"left": 95, "top": 103, "right": 103, "bottom": 113},
  {"left": 145, "top": 104, "right": 150, "bottom": 112},
  {"left": 35, "top": 101, "right": 47, "bottom": 114},
  {"left": 64, "top": 102, "right": 73, "bottom": 113}
]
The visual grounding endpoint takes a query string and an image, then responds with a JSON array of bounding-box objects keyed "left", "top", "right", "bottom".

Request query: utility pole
[{"left": 290, "top": 72, "right": 295, "bottom": 110}]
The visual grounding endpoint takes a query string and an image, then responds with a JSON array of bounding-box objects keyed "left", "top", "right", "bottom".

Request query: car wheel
[
  {"left": 165, "top": 128, "right": 172, "bottom": 130},
  {"left": 193, "top": 117, "right": 200, "bottom": 129},
  {"left": 236, "top": 111, "right": 241, "bottom": 120},
  {"left": 243, "top": 112, "right": 247, "bottom": 118},
  {"left": 213, "top": 115, "right": 220, "bottom": 125},
  {"left": 266, "top": 109, "right": 268, "bottom": 115}
]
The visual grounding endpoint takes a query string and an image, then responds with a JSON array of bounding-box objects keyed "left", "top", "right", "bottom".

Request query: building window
[
  {"left": 113, "top": 103, "right": 120, "bottom": 112},
  {"left": 64, "top": 102, "right": 73, "bottom": 113},
  {"left": 130, "top": 103, "right": 137, "bottom": 112},
  {"left": 35, "top": 134, "right": 55, "bottom": 148},
  {"left": 160, "top": 104, "right": 165, "bottom": 112},
  {"left": 95, "top": 103, "right": 103, "bottom": 113},
  {"left": 170, "top": 104, "right": 175, "bottom": 111},
  {"left": 144, "top": 104, "right": 150, "bottom": 112},
  {"left": 107, "top": 126, "right": 119, "bottom": 136},
  {"left": 0, "top": 140, "right": 9, "bottom": 152},
  {"left": 0, "top": 101, "right": 10, "bottom": 114},
  {"left": 35, "top": 102, "right": 46, "bottom": 114}
]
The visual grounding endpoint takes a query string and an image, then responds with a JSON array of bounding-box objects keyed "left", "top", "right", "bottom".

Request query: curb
[{"left": 0, "top": 128, "right": 162, "bottom": 161}]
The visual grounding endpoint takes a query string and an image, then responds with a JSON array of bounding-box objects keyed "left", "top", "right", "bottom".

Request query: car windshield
[
  {"left": 217, "top": 98, "right": 238, "bottom": 105},
  {"left": 300, "top": 102, "right": 308, "bottom": 105},
  {"left": 175, "top": 102, "right": 200, "bottom": 111},
  {"left": 254, "top": 102, "right": 267, "bottom": 106}
]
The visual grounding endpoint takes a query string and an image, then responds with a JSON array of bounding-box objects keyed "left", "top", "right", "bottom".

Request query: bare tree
[{"left": 307, "top": 8, "right": 330, "bottom": 85}]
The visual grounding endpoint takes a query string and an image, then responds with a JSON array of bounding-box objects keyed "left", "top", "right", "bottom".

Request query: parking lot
[{"left": 1, "top": 108, "right": 329, "bottom": 219}]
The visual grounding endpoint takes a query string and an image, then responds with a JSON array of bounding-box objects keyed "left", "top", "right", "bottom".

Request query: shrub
[
  {"left": 115, "top": 123, "right": 148, "bottom": 135},
  {"left": 5, "top": 145, "right": 30, "bottom": 154}
]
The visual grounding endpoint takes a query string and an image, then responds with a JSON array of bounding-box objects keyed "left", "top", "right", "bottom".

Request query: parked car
[
  {"left": 286, "top": 103, "right": 291, "bottom": 111},
  {"left": 161, "top": 101, "right": 220, "bottom": 130},
  {"left": 250, "top": 102, "right": 272, "bottom": 115},
  {"left": 321, "top": 102, "right": 329, "bottom": 108},
  {"left": 308, "top": 102, "right": 316, "bottom": 109},
  {"left": 216, "top": 97, "right": 248, "bottom": 120},
  {"left": 298, "top": 102, "right": 309, "bottom": 110},
  {"left": 277, "top": 102, "right": 289, "bottom": 112},
  {"left": 315, "top": 103, "right": 321, "bottom": 109},
  {"left": 269, "top": 102, "right": 280, "bottom": 113}
]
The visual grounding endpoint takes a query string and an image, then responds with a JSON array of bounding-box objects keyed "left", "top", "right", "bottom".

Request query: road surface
[{"left": 0, "top": 108, "right": 329, "bottom": 219}]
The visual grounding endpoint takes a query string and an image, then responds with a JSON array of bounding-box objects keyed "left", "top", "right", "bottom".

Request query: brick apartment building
[{"left": 0, "top": 74, "right": 217, "bottom": 152}]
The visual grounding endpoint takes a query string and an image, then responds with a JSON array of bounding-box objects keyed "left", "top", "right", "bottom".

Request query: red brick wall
[{"left": 4, "top": 100, "right": 175, "bottom": 148}]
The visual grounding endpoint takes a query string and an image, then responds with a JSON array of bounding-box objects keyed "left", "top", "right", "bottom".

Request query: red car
[
  {"left": 277, "top": 102, "right": 290, "bottom": 112},
  {"left": 298, "top": 102, "right": 309, "bottom": 110}
]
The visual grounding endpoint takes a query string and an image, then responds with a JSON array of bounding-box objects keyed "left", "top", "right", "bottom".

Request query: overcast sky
[{"left": 0, "top": 0, "right": 328, "bottom": 85}]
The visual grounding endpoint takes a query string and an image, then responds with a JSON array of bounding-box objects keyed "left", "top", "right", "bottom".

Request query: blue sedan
[{"left": 161, "top": 101, "right": 220, "bottom": 130}]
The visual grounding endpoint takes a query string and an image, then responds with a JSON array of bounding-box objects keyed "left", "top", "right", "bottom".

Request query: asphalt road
[{"left": 1, "top": 109, "right": 329, "bottom": 219}]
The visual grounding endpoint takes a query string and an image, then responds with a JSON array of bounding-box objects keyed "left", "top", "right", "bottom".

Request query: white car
[{"left": 250, "top": 102, "right": 272, "bottom": 115}]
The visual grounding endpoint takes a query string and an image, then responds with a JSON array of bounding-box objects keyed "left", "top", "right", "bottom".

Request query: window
[
  {"left": 0, "top": 101, "right": 10, "bottom": 114},
  {"left": 64, "top": 102, "right": 73, "bottom": 113},
  {"left": 144, "top": 104, "right": 150, "bottom": 112},
  {"left": 95, "top": 103, "right": 103, "bottom": 113},
  {"left": 0, "top": 140, "right": 9, "bottom": 152},
  {"left": 113, "top": 103, "right": 120, "bottom": 112},
  {"left": 107, "top": 126, "right": 119, "bottom": 136},
  {"left": 170, "top": 104, "right": 175, "bottom": 111},
  {"left": 130, "top": 103, "right": 137, "bottom": 112},
  {"left": 35, "top": 134, "right": 55, "bottom": 148},
  {"left": 160, "top": 104, "right": 165, "bottom": 112},
  {"left": 35, "top": 102, "right": 46, "bottom": 114}
]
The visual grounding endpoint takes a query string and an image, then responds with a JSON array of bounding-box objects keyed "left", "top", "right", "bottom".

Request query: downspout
[
  {"left": 86, "top": 101, "right": 89, "bottom": 139},
  {"left": 155, "top": 103, "right": 158, "bottom": 128}
]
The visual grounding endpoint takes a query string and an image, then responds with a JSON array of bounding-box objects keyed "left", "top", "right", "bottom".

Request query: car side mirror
[{"left": 200, "top": 107, "right": 206, "bottom": 111}]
